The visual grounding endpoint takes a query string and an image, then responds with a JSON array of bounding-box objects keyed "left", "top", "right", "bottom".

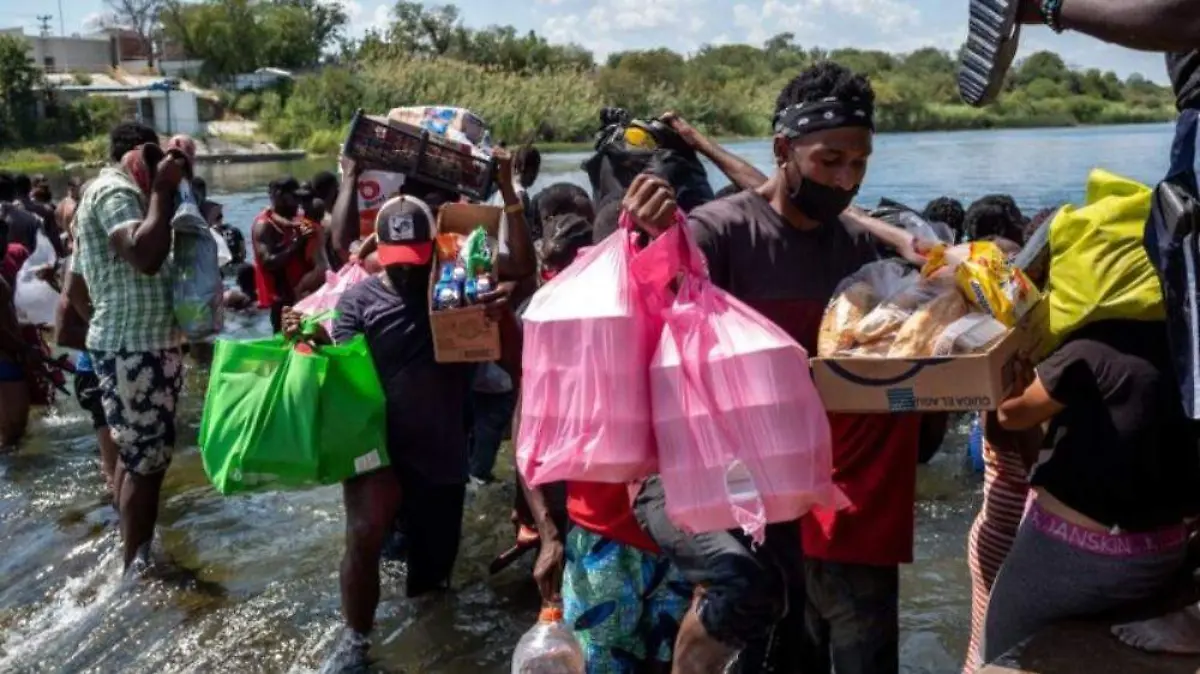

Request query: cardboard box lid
[{"left": 438, "top": 202, "right": 501, "bottom": 238}]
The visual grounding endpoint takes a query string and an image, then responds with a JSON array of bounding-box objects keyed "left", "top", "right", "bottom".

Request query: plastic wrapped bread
[
  {"left": 818, "top": 282, "right": 876, "bottom": 357},
  {"left": 888, "top": 289, "right": 970, "bottom": 358},
  {"left": 853, "top": 279, "right": 946, "bottom": 346},
  {"left": 932, "top": 313, "right": 1010, "bottom": 356}
]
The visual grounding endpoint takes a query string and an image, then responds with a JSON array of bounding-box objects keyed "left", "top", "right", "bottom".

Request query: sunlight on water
[{"left": 1, "top": 124, "right": 1177, "bottom": 672}]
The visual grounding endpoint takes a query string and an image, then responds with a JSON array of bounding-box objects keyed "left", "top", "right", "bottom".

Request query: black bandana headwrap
[{"left": 774, "top": 96, "right": 875, "bottom": 138}]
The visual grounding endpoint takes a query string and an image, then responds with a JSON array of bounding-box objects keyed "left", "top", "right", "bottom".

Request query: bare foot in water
[{"left": 1113, "top": 603, "right": 1200, "bottom": 654}]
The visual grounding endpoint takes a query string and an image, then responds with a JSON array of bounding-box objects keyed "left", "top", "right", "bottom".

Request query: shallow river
[{"left": 0, "top": 123, "right": 1179, "bottom": 673}]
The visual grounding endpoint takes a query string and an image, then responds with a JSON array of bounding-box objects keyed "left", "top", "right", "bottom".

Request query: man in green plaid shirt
[{"left": 73, "top": 123, "right": 189, "bottom": 572}]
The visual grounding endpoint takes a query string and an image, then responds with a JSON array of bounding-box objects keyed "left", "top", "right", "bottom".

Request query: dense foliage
[
  {"left": 0, "top": 35, "right": 124, "bottom": 151},
  {"left": 159, "top": 0, "right": 349, "bottom": 82},
  {"left": 242, "top": 1, "right": 1177, "bottom": 150}
]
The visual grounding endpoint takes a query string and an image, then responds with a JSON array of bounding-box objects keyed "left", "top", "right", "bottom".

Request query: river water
[{"left": 0, "top": 123, "right": 1179, "bottom": 674}]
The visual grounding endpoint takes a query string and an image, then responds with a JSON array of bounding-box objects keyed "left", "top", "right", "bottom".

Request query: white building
[{"left": 0, "top": 28, "right": 116, "bottom": 73}]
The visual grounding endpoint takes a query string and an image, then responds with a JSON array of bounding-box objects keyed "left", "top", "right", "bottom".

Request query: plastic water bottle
[{"left": 511, "top": 606, "right": 584, "bottom": 674}]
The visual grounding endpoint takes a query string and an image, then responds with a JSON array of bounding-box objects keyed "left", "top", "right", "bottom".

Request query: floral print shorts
[{"left": 93, "top": 349, "right": 183, "bottom": 475}]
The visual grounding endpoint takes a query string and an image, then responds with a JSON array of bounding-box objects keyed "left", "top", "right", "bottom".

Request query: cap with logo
[{"left": 375, "top": 195, "right": 435, "bottom": 266}]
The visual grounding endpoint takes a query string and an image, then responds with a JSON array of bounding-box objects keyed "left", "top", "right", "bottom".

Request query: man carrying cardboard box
[
  {"left": 622, "top": 62, "right": 921, "bottom": 674},
  {"left": 300, "top": 147, "right": 533, "bottom": 674}
]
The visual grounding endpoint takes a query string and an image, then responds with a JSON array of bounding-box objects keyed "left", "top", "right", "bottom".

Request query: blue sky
[{"left": 1, "top": 0, "right": 1173, "bottom": 83}]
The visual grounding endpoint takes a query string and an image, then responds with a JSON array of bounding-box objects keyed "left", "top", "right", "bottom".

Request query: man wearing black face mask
[
  {"left": 623, "top": 62, "right": 921, "bottom": 674},
  {"left": 289, "top": 148, "right": 531, "bottom": 673}
]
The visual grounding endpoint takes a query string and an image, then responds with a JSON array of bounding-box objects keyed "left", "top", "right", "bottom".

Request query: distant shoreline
[{"left": 0, "top": 118, "right": 1177, "bottom": 174}]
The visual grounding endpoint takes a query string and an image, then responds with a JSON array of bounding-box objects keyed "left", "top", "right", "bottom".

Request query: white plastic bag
[
  {"left": 212, "top": 228, "right": 233, "bottom": 267},
  {"left": 13, "top": 232, "right": 59, "bottom": 326}
]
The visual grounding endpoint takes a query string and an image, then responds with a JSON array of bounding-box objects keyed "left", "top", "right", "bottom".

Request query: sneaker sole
[{"left": 958, "top": 0, "right": 1022, "bottom": 107}]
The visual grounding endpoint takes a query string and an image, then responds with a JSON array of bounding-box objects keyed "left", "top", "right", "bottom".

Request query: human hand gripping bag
[
  {"left": 649, "top": 220, "right": 844, "bottom": 545},
  {"left": 294, "top": 262, "right": 371, "bottom": 336},
  {"left": 199, "top": 315, "right": 389, "bottom": 494},
  {"left": 516, "top": 214, "right": 681, "bottom": 486},
  {"left": 170, "top": 179, "right": 224, "bottom": 340}
]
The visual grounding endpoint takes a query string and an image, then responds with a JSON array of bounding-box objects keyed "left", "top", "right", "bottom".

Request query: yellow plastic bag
[
  {"left": 1046, "top": 169, "right": 1164, "bottom": 347},
  {"left": 922, "top": 241, "right": 1039, "bottom": 327}
]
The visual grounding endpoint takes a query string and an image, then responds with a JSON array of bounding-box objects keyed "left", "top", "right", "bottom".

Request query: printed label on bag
[{"left": 355, "top": 450, "right": 383, "bottom": 474}]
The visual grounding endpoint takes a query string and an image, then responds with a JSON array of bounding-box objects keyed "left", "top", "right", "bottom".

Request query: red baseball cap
[{"left": 375, "top": 195, "right": 435, "bottom": 267}]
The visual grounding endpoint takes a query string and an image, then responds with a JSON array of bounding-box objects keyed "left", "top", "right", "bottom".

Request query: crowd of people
[{"left": 1, "top": 2, "right": 1199, "bottom": 673}]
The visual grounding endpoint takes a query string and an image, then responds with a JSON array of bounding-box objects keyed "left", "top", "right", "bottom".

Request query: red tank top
[{"left": 252, "top": 211, "right": 322, "bottom": 308}]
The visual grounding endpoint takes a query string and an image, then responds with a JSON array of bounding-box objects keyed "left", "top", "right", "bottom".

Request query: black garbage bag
[
  {"left": 1144, "top": 109, "right": 1200, "bottom": 420},
  {"left": 582, "top": 108, "right": 714, "bottom": 214}
]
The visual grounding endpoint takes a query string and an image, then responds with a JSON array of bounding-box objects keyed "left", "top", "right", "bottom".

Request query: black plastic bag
[
  {"left": 582, "top": 109, "right": 714, "bottom": 213},
  {"left": 1144, "top": 108, "right": 1200, "bottom": 419}
]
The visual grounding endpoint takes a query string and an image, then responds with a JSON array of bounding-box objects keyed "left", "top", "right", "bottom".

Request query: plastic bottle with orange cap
[{"left": 511, "top": 604, "right": 584, "bottom": 674}]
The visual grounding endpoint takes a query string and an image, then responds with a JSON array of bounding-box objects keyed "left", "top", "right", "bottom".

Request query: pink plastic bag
[
  {"left": 517, "top": 212, "right": 685, "bottom": 486},
  {"left": 294, "top": 262, "right": 370, "bottom": 334},
  {"left": 651, "top": 224, "right": 844, "bottom": 545}
]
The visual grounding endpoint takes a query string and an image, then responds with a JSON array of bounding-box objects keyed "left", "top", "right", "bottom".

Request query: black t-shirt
[
  {"left": 3, "top": 207, "right": 41, "bottom": 253},
  {"left": 332, "top": 275, "right": 473, "bottom": 485},
  {"left": 1033, "top": 320, "right": 1200, "bottom": 530},
  {"left": 1168, "top": 52, "right": 1200, "bottom": 111}
]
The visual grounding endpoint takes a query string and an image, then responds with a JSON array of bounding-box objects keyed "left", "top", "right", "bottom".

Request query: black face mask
[
  {"left": 786, "top": 167, "right": 858, "bottom": 224},
  {"left": 385, "top": 265, "right": 431, "bottom": 300}
]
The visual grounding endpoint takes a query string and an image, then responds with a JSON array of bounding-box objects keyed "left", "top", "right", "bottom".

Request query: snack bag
[
  {"left": 932, "top": 313, "right": 1010, "bottom": 356},
  {"left": 922, "top": 241, "right": 1039, "bottom": 327}
]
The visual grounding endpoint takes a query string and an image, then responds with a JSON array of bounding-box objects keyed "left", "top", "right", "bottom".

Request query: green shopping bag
[
  {"left": 199, "top": 336, "right": 326, "bottom": 494},
  {"left": 313, "top": 334, "right": 390, "bottom": 483}
]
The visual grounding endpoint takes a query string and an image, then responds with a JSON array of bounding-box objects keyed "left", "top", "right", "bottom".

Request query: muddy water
[{"left": 0, "top": 124, "right": 1177, "bottom": 673}]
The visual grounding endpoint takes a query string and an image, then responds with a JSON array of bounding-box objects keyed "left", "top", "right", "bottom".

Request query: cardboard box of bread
[
  {"left": 812, "top": 242, "right": 1048, "bottom": 412},
  {"left": 426, "top": 202, "right": 504, "bottom": 363}
]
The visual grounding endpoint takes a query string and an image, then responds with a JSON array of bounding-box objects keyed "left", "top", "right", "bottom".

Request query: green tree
[{"left": 0, "top": 34, "right": 42, "bottom": 146}]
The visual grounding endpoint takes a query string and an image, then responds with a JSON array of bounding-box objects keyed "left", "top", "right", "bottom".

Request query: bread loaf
[
  {"left": 888, "top": 289, "right": 970, "bottom": 358},
  {"left": 818, "top": 282, "right": 876, "bottom": 357}
]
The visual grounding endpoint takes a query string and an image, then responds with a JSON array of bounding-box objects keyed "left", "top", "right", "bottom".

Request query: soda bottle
[
  {"left": 433, "top": 262, "right": 462, "bottom": 310},
  {"left": 511, "top": 605, "right": 584, "bottom": 674}
]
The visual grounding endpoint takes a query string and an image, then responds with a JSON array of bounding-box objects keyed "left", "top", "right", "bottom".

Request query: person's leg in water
[
  {"left": 0, "top": 359, "right": 30, "bottom": 450},
  {"left": 468, "top": 388, "right": 517, "bottom": 483},
  {"left": 633, "top": 476, "right": 817, "bottom": 674},
  {"left": 322, "top": 468, "right": 403, "bottom": 673},
  {"left": 94, "top": 349, "right": 184, "bottom": 569},
  {"left": 1113, "top": 603, "right": 1200, "bottom": 654},
  {"left": 76, "top": 367, "right": 118, "bottom": 496},
  {"left": 400, "top": 467, "right": 465, "bottom": 597},
  {"left": 804, "top": 559, "right": 900, "bottom": 674}
]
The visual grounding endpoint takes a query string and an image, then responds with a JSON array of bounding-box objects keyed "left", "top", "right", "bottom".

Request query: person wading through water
[
  {"left": 252, "top": 177, "right": 325, "bottom": 332},
  {"left": 298, "top": 147, "right": 534, "bottom": 673},
  {"left": 72, "top": 123, "right": 190, "bottom": 571},
  {"left": 622, "top": 62, "right": 922, "bottom": 674}
]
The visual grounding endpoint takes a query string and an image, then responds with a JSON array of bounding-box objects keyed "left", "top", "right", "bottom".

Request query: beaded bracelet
[{"left": 1039, "top": 0, "right": 1065, "bottom": 33}]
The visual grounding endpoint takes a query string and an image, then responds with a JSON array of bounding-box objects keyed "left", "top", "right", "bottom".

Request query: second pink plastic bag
[
  {"left": 294, "top": 262, "right": 370, "bottom": 334},
  {"left": 517, "top": 213, "right": 685, "bottom": 486},
  {"left": 651, "top": 223, "right": 845, "bottom": 545}
]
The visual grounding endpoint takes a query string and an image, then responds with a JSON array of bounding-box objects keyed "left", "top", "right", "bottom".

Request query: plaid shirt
[{"left": 74, "top": 167, "right": 180, "bottom": 352}]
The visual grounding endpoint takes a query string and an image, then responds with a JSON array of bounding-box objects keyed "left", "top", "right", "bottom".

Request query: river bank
[{"left": 1, "top": 117, "right": 1179, "bottom": 179}]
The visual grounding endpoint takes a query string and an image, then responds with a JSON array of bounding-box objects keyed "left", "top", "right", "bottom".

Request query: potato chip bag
[{"left": 921, "top": 241, "right": 1040, "bottom": 326}]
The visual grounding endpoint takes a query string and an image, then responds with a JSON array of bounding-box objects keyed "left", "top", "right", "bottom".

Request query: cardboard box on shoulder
[
  {"left": 428, "top": 203, "right": 503, "bottom": 363},
  {"left": 812, "top": 300, "right": 1050, "bottom": 413}
]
